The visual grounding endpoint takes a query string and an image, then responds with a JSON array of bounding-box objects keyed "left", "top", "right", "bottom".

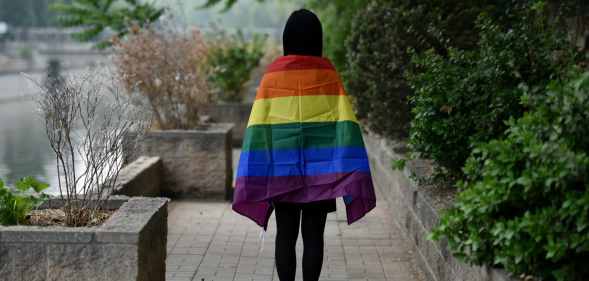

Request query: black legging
[{"left": 274, "top": 202, "right": 328, "bottom": 281}]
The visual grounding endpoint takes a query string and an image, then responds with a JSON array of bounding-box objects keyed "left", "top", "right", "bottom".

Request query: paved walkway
[{"left": 166, "top": 195, "right": 426, "bottom": 281}]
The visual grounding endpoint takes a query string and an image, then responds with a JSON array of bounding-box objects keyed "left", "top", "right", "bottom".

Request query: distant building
[
  {"left": 0, "top": 22, "right": 7, "bottom": 35},
  {"left": 9, "top": 27, "right": 80, "bottom": 43},
  {"left": 0, "top": 22, "right": 7, "bottom": 52}
]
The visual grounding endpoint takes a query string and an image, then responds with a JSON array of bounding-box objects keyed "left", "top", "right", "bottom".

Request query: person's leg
[
  {"left": 301, "top": 206, "right": 328, "bottom": 281},
  {"left": 274, "top": 203, "right": 301, "bottom": 281}
]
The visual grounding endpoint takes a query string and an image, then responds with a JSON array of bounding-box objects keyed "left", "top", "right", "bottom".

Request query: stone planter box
[
  {"left": 0, "top": 197, "right": 169, "bottom": 281},
  {"left": 203, "top": 103, "right": 252, "bottom": 147},
  {"left": 125, "top": 123, "right": 234, "bottom": 200},
  {"left": 364, "top": 131, "right": 518, "bottom": 281},
  {"left": 112, "top": 156, "right": 163, "bottom": 197}
]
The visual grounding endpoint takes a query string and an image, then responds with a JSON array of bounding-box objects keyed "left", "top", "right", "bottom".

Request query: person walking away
[{"left": 232, "top": 9, "right": 377, "bottom": 281}]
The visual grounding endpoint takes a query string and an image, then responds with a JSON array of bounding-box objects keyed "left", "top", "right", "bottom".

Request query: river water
[
  {"left": 0, "top": 67, "right": 246, "bottom": 195},
  {"left": 0, "top": 71, "right": 81, "bottom": 194}
]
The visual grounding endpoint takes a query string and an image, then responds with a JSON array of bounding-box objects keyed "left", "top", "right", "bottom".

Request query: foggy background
[{"left": 0, "top": 0, "right": 303, "bottom": 191}]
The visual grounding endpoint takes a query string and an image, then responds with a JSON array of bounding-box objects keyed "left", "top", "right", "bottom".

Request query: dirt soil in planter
[{"left": 25, "top": 208, "right": 115, "bottom": 227}]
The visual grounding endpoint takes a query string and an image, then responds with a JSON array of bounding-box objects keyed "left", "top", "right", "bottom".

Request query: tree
[{"left": 51, "top": 0, "right": 164, "bottom": 48}]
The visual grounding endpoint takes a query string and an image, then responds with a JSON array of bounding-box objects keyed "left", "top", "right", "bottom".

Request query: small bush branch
[{"left": 27, "top": 67, "right": 151, "bottom": 226}]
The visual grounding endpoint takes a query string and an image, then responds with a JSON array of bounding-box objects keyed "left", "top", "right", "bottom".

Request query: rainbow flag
[{"left": 232, "top": 55, "right": 376, "bottom": 228}]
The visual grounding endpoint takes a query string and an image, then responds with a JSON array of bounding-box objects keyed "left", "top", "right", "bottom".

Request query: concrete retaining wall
[
  {"left": 203, "top": 103, "right": 252, "bottom": 147},
  {"left": 125, "top": 123, "right": 234, "bottom": 199},
  {"left": 364, "top": 132, "right": 518, "bottom": 281},
  {"left": 0, "top": 197, "right": 169, "bottom": 281}
]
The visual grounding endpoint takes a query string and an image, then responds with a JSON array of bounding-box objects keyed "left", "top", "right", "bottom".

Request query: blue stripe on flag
[{"left": 237, "top": 146, "right": 370, "bottom": 177}]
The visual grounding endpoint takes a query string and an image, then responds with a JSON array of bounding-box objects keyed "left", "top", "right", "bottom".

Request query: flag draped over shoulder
[{"left": 232, "top": 55, "right": 376, "bottom": 229}]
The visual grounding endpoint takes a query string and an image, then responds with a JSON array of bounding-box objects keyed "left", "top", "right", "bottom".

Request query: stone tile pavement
[{"left": 166, "top": 195, "right": 426, "bottom": 281}]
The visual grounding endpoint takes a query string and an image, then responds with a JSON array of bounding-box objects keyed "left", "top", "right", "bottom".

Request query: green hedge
[
  {"left": 432, "top": 72, "right": 589, "bottom": 281},
  {"left": 342, "top": 1, "right": 589, "bottom": 280},
  {"left": 406, "top": 6, "right": 577, "bottom": 175},
  {"left": 344, "top": 0, "right": 506, "bottom": 140},
  {"left": 344, "top": 1, "right": 413, "bottom": 139}
]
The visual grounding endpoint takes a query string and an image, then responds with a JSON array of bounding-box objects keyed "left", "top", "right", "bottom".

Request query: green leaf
[
  {"left": 51, "top": 0, "right": 164, "bottom": 48},
  {"left": 0, "top": 177, "right": 49, "bottom": 225}
]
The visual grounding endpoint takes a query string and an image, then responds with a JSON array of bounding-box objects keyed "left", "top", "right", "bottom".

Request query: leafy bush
[
  {"left": 345, "top": 0, "right": 503, "bottom": 140},
  {"left": 305, "top": 0, "right": 364, "bottom": 72},
  {"left": 431, "top": 72, "right": 589, "bottom": 281},
  {"left": 407, "top": 6, "right": 578, "bottom": 175},
  {"left": 207, "top": 30, "right": 266, "bottom": 103},
  {"left": 0, "top": 177, "right": 49, "bottom": 225},
  {"left": 345, "top": 1, "right": 413, "bottom": 139},
  {"left": 312, "top": 0, "right": 491, "bottom": 74}
]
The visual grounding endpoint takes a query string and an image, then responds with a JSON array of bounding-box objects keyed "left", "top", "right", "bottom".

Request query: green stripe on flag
[{"left": 242, "top": 121, "right": 365, "bottom": 151}]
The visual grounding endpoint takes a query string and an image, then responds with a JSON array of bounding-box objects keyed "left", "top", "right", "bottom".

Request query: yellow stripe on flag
[{"left": 247, "top": 94, "right": 358, "bottom": 126}]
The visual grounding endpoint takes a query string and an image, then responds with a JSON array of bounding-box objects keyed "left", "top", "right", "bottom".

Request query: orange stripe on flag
[{"left": 256, "top": 69, "right": 346, "bottom": 100}]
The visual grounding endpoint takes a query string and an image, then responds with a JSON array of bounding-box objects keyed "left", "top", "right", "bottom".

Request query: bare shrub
[
  {"left": 113, "top": 27, "right": 211, "bottom": 130},
  {"left": 29, "top": 68, "right": 151, "bottom": 227}
]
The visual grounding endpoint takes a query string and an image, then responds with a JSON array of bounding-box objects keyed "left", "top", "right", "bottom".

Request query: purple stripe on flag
[{"left": 232, "top": 171, "right": 376, "bottom": 228}]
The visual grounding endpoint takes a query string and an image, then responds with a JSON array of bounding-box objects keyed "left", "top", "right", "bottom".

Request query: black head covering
[{"left": 283, "top": 9, "right": 323, "bottom": 57}]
